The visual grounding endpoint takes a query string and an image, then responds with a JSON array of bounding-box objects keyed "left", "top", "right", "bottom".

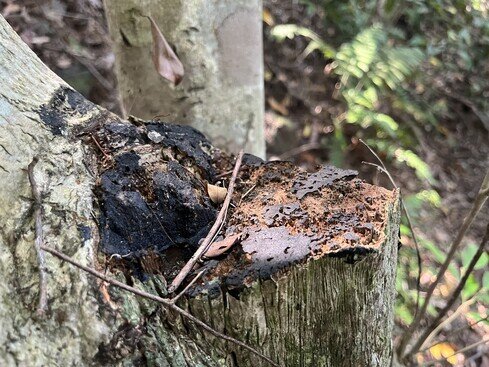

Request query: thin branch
[
  {"left": 170, "top": 268, "right": 207, "bottom": 304},
  {"left": 417, "top": 297, "right": 476, "bottom": 353},
  {"left": 420, "top": 338, "right": 489, "bottom": 367},
  {"left": 278, "top": 142, "right": 321, "bottom": 160},
  {"left": 405, "top": 223, "right": 489, "bottom": 357},
  {"left": 40, "top": 245, "right": 280, "bottom": 367},
  {"left": 398, "top": 170, "right": 489, "bottom": 358},
  {"left": 28, "top": 157, "right": 48, "bottom": 316},
  {"left": 419, "top": 314, "right": 487, "bottom": 354},
  {"left": 90, "top": 134, "right": 111, "bottom": 161},
  {"left": 238, "top": 184, "right": 257, "bottom": 206},
  {"left": 168, "top": 150, "right": 244, "bottom": 293},
  {"left": 360, "top": 140, "right": 423, "bottom": 318},
  {"left": 214, "top": 169, "right": 234, "bottom": 180}
]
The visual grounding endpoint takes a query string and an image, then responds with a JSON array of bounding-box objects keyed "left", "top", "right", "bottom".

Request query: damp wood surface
[
  {"left": 88, "top": 116, "right": 396, "bottom": 293},
  {"left": 88, "top": 116, "right": 400, "bottom": 366}
]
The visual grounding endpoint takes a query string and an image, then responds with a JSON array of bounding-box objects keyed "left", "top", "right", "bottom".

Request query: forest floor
[{"left": 2, "top": 0, "right": 488, "bottom": 365}]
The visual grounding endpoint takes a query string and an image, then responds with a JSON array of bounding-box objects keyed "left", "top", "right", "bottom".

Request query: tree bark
[
  {"left": 0, "top": 15, "right": 400, "bottom": 367},
  {"left": 103, "top": 0, "right": 265, "bottom": 157}
]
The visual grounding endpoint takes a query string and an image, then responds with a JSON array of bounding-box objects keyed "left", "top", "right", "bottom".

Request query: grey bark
[
  {"left": 103, "top": 0, "right": 265, "bottom": 157},
  {"left": 0, "top": 15, "right": 400, "bottom": 367}
]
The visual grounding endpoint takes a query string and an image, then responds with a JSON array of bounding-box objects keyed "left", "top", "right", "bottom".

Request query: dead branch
[
  {"left": 398, "top": 169, "right": 489, "bottom": 358},
  {"left": 40, "top": 244, "right": 281, "bottom": 367},
  {"left": 27, "top": 157, "right": 48, "bottom": 316},
  {"left": 170, "top": 268, "right": 207, "bottom": 304},
  {"left": 360, "top": 139, "right": 423, "bottom": 318},
  {"left": 418, "top": 298, "right": 477, "bottom": 353},
  {"left": 168, "top": 150, "right": 244, "bottom": 293},
  {"left": 405, "top": 223, "right": 489, "bottom": 358}
]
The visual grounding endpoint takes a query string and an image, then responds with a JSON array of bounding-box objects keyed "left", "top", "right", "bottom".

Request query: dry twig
[
  {"left": 40, "top": 245, "right": 280, "bottom": 367},
  {"left": 27, "top": 157, "right": 48, "bottom": 316},
  {"left": 398, "top": 169, "right": 489, "bottom": 358},
  {"left": 360, "top": 139, "right": 423, "bottom": 318},
  {"left": 406, "top": 223, "right": 489, "bottom": 358},
  {"left": 168, "top": 150, "right": 244, "bottom": 293},
  {"left": 170, "top": 268, "right": 207, "bottom": 304}
]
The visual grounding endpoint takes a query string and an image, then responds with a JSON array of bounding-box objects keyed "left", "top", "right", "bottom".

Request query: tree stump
[{"left": 0, "top": 16, "right": 400, "bottom": 367}]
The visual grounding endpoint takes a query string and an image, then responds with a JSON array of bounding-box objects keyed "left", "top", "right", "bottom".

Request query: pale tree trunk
[
  {"left": 103, "top": 0, "right": 265, "bottom": 157},
  {"left": 0, "top": 15, "right": 400, "bottom": 367}
]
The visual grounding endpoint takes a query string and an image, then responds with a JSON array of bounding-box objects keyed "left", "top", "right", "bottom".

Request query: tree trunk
[
  {"left": 0, "top": 15, "right": 400, "bottom": 367},
  {"left": 103, "top": 0, "right": 265, "bottom": 157}
]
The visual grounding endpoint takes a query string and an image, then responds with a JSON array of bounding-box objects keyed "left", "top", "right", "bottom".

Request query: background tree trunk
[
  {"left": 0, "top": 15, "right": 399, "bottom": 367},
  {"left": 103, "top": 0, "right": 265, "bottom": 157}
]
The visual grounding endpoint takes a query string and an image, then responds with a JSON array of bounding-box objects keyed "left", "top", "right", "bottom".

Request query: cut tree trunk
[
  {"left": 103, "top": 0, "right": 265, "bottom": 157},
  {"left": 0, "top": 15, "right": 400, "bottom": 367}
]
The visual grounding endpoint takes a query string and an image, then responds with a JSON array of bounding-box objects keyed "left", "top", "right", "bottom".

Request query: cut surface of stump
[{"left": 91, "top": 118, "right": 400, "bottom": 366}]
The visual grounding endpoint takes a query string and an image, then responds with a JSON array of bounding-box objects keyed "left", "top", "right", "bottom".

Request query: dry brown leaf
[
  {"left": 267, "top": 96, "right": 289, "bottom": 115},
  {"left": 147, "top": 16, "right": 184, "bottom": 86},
  {"left": 207, "top": 183, "right": 227, "bottom": 204},
  {"left": 203, "top": 234, "right": 241, "bottom": 259},
  {"left": 262, "top": 8, "right": 275, "bottom": 26}
]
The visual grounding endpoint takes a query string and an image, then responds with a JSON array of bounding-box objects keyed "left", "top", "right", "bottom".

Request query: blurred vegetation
[{"left": 270, "top": 0, "right": 488, "bottom": 363}]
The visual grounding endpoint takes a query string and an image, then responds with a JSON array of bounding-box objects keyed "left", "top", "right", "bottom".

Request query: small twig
[
  {"left": 418, "top": 312, "right": 486, "bottom": 354},
  {"left": 170, "top": 268, "right": 207, "bottom": 304},
  {"left": 398, "top": 170, "right": 489, "bottom": 358},
  {"left": 214, "top": 169, "right": 234, "bottom": 180},
  {"left": 70, "top": 52, "right": 113, "bottom": 91},
  {"left": 278, "top": 142, "right": 321, "bottom": 160},
  {"left": 90, "top": 134, "right": 111, "bottom": 161},
  {"left": 420, "top": 338, "right": 489, "bottom": 366},
  {"left": 151, "top": 113, "right": 171, "bottom": 121},
  {"left": 405, "top": 223, "right": 489, "bottom": 358},
  {"left": 168, "top": 150, "right": 244, "bottom": 293},
  {"left": 27, "top": 157, "right": 48, "bottom": 316},
  {"left": 239, "top": 184, "right": 257, "bottom": 205},
  {"left": 40, "top": 245, "right": 280, "bottom": 367},
  {"left": 417, "top": 297, "right": 476, "bottom": 353},
  {"left": 360, "top": 139, "right": 423, "bottom": 319}
]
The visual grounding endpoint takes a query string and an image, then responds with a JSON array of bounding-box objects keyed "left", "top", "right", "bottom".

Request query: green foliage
[
  {"left": 271, "top": 24, "right": 335, "bottom": 58},
  {"left": 272, "top": 0, "right": 489, "bottom": 334}
]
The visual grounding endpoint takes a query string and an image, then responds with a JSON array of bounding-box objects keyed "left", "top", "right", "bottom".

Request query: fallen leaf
[
  {"left": 147, "top": 16, "right": 184, "bottom": 86},
  {"left": 267, "top": 96, "right": 289, "bottom": 115},
  {"left": 207, "top": 183, "right": 227, "bottom": 204},
  {"left": 429, "top": 342, "right": 458, "bottom": 365},
  {"left": 204, "top": 234, "right": 241, "bottom": 259},
  {"left": 262, "top": 8, "right": 275, "bottom": 26}
]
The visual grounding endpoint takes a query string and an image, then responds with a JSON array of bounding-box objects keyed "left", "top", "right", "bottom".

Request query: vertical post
[{"left": 104, "top": 0, "right": 266, "bottom": 157}]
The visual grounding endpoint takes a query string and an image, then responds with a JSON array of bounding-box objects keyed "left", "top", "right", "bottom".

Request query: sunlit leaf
[
  {"left": 429, "top": 343, "right": 457, "bottom": 365},
  {"left": 461, "top": 243, "right": 488, "bottom": 270},
  {"left": 461, "top": 273, "right": 479, "bottom": 300}
]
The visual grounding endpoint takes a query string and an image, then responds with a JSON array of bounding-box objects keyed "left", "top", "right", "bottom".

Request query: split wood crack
[{"left": 29, "top": 152, "right": 280, "bottom": 366}]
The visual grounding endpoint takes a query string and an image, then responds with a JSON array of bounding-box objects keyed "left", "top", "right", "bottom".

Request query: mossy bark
[
  {"left": 103, "top": 0, "right": 265, "bottom": 157},
  {"left": 0, "top": 15, "right": 400, "bottom": 367}
]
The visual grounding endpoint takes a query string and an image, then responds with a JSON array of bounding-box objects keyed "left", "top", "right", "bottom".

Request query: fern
[{"left": 333, "top": 25, "right": 424, "bottom": 90}]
